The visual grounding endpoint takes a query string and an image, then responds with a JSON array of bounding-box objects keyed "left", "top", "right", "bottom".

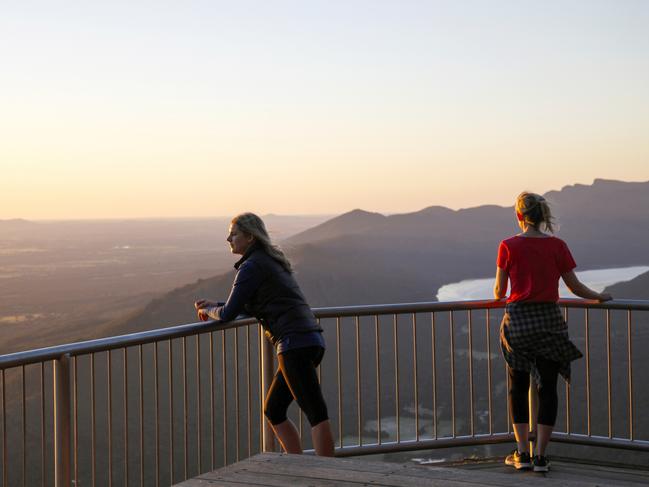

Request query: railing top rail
[
  {"left": 0, "top": 316, "right": 256, "bottom": 369},
  {"left": 313, "top": 298, "right": 649, "bottom": 317},
  {"left": 1, "top": 298, "right": 647, "bottom": 369}
]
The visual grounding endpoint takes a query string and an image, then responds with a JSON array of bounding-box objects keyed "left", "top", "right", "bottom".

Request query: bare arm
[
  {"left": 561, "top": 270, "right": 612, "bottom": 302},
  {"left": 493, "top": 266, "right": 508, "bottom": 300}
]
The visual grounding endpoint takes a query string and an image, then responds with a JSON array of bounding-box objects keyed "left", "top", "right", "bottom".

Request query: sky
[{"left": 1, "top": 0, "right": 648, "bottom": 219}]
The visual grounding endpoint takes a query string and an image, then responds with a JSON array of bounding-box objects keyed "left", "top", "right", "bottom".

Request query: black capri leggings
[
  {"left": 509, "top": 357, "right": 560, "bottom": 427},
  {"left": 263, "top": 346, "right": 329, "bottom": 427}
]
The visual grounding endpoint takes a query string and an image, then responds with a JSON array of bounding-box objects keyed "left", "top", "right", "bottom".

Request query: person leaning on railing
[
  {"left": 493, "top": 192, "right": 612, "bottom": 473},
  {"left": 194, "top": 212, "right": 335, "bottom": 456}
]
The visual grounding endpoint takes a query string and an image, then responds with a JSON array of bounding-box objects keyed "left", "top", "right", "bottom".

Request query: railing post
[
  {"left": 54, "top": 354, "right": 71, "bottom": 487},
  {"left": 260, "top": 334, "right": 275, "bottom": 452}
]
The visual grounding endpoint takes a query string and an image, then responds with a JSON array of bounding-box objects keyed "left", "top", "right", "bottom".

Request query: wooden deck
[{"left": 174, "top": 452, "right": 649, "bottom": 486}]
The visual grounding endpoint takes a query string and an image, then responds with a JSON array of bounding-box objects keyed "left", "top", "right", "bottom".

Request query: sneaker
[
  {"left": 533, "top": 455, "right": 550, "bottom": 472},
  {"left": 505, "top": 450, "right": 531, "bottom": 470}
]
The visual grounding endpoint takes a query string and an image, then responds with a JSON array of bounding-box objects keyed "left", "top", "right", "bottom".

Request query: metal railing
[{"left": 0, "top": 298, "right": 648, "bottom": 486}]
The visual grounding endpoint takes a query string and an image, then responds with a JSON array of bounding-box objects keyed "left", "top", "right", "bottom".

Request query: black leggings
[
  {"left": 509, "top": 357, "right": 560, "bottom": 427},
  {"left": 264, "top": 346, "right": 329, "bottom": 427}
]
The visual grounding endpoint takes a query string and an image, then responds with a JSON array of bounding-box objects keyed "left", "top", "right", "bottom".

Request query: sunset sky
[{"left": 2, "top": 1, "right": 648, "bottom": 219}]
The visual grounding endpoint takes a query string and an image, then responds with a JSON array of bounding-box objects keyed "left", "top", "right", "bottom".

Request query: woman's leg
[
  {"left": 270, "top": 419, "right": 302, "bottom": 454},
  {"left": 278, "top": 347, "right": 334, "bottom": 456},
  {"left": 535, "top": 357, "right": 560, "bottom": 456},
  {"left": 509, "top": 367, "right": 530, "bottom": 453},
  {"left": 264, "top": 368, "right": 302, "bottom": 454},
  {"left": 311, "top": 420, "right": 334, "bottom": 457}
]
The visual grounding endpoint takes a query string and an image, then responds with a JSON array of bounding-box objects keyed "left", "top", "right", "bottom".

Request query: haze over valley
[{"left": 0, "top": 215, "right": 330, "bottom": 353}]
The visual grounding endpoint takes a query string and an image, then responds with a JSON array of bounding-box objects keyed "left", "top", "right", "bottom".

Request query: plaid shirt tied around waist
[{"left": 500, "top": 302, "right": 583, "bottom": 386}]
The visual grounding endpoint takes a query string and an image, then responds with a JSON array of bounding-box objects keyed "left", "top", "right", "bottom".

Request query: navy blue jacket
[{"left": 205, "top": 245, "right": 322, "bottom": 345}]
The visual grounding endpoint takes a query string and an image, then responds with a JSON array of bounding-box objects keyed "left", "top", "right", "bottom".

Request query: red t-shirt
[{"left": 497, "top": 235, "right": 576, "bottom": 303}]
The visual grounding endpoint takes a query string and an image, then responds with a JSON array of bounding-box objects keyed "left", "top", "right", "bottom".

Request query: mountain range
[{"left": 108, "top": 178, "right": 649, "bottom": 334}]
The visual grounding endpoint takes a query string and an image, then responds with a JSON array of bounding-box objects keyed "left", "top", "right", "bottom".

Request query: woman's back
[{"left": 497, "top": 235, "right": 576, "bottom": 302}]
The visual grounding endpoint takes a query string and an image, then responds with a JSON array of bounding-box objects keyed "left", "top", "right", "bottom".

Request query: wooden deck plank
[
  {"left": 198, "top": 464, "right": 494, "bottom": 487},
  {"left": 244, "top": 453, "right": 628, "bottom": 486},
  {"left": 229, "top": 458, "right": 561, "bottom": 486},
  {"left": 442, "top": 457, "right": 649, "bottom": 485},
  {"left": 175, "top": 453, "right": 638, "bottom": 487}
]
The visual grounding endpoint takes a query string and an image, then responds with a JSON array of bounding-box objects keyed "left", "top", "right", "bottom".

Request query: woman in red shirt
[{"left": 494, "top": 192, "right": 611, "bottom": 472}]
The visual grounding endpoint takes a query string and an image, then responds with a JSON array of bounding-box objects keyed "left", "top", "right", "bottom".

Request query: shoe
[
  {"left": 505, "top": 450, "right": 531, "bottom": 470},
  {"left": 533, "top": 455, "right": 550, "bottom": 472}
]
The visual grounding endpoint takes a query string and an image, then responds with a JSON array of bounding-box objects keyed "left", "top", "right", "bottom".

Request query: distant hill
[
  {"left": 604, "top": 270, "right": 649, "bottom": 299},
  {"left": 544, "top": 179, "right": 649, "bottom": 269},
  {"left": 109, "top": 179, "right": 649, "bottom": 334},
  {"left": 286, "top": 209, "right": 387, "bottom": 246}
]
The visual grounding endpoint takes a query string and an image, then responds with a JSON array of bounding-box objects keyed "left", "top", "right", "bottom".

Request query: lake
[{"left": 436, "top": 266, "right": 649, "bottom": 301}]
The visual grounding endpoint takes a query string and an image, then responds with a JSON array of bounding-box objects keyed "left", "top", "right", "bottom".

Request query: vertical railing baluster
[
  {"left": 450, "top": 311, "right": 456, "bottom": 438},
  {"left": 355, "top": 316, "right": 362, "bottom": 446},
  {"left": 336, "top": 317, "right": 342, "bottom": 448},
  {"left": 124, "top": 349, "right": 129, "bottom": 487},
  {"left": 375, "top": 315, "right": 381, "bottom": 445},
  {"left": 299, "top": 402, "right": 303, "bottom": 444},
  {"left": 486, "top": 309, "right": 493, "bottom": 436},
  {"left": 2, "top": 369, "right": 6, "bottom": 487},
  {"left": 53, "top": 354, "right": 71, "bottom": 487},
  {"left": 234, "top": 329, "right": 240, "bottom": 461},
  {"left": 468, "top": 311, "right": 474, "bottom": 437},
  {"left": 316, "top": 318, "right": 322, "bottom": 388},
  {"left": 91, "top": 354, "right": 96, "bottom": 487},
  {"left": 627, "top": 310, "right": 633, "bottom": 441},
  {"left": 41, "top": 363, "right": 46, "bottom": 487},
  {"left": 196, "top": 335, "right": 202, "bottom": 474},
  {"left": 394, "top": 314, "right": 400, "bottom": 442},
  {"left": 168, "top": 341, "right": 174, "bottom": 484},
  {"left": 257, "top": 330, "right": 262, "bottom": 453},
  {"left": 182, "top": 337, "right": 188, "bottom": 479},
  {"left": 431, "top": 312, "right": 437, "bottom": 439},
  {"left": 209, "top": 333, "right": 215, "bottom": 470},
  {"left": 222, "top": 331, "right": 227, "bottom": 464},
  {"left": 585, "top": 309, "right": 591, "bottom": 436},
  {"left": 21, "top": 366, "right": 25, "bottom": 487},
  {"left": 139, "top": 345, "right": 144, "bottom": 486},
  {"left": 107, "top": 352, "right": 112, "bottom": 487},
  {"left": 412, "top": 313, "right": 419, "bottom": 442},
  {"left": 154, "top": 343, "right": 160, "bottom": 487},
  {"left": 72, "top": 357, "right": 79, "bottom": 485},
  {"left": 606, "top": 309, "right": 612, "bottom": 439},
  {"left": 246, "top": 326, "right": 252, "bottom": 458},
  {"left": 564, "top": 307, "right": 570, "bottom": 434},
  {"left": 505, "top": 361, "right": 511, "bottom": 434}
]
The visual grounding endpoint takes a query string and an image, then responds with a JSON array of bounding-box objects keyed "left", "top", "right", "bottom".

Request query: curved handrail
[{"left": 1, "top": 298, "right": 647, "bottom": 369}]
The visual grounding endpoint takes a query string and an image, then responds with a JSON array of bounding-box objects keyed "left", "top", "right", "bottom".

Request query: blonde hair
[
  {"left": 515, "top": 192, "right": 555, "bottom": 233},
  {"left": 231, "top": 213, "right": 293, "bottom": 272}
]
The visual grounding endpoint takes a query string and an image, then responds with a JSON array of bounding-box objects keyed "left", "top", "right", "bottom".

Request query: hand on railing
[
  {"left": 195, "top": 299, "right": 219, "bottom": 321},
  {"left": 194, "top": 299, "right": 218, "bottom": 310}
]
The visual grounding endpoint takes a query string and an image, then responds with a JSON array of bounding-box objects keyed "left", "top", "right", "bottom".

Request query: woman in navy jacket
[{"left": 195, "top": 213, "right": 334, "bottom": 456}]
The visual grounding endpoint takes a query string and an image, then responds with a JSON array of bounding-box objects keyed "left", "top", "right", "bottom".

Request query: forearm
[
  {"left": 493, "top": 267, "right": 508, "bottom": 299},
  {"left": 568, "top": 282, "right": 604, "bottom": 300},
  {"left": 205, "top": 303, "right": 240, "bottom": 322},
  {"left": 204, "top": 262, "right": 261, "bottom": 322}
]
